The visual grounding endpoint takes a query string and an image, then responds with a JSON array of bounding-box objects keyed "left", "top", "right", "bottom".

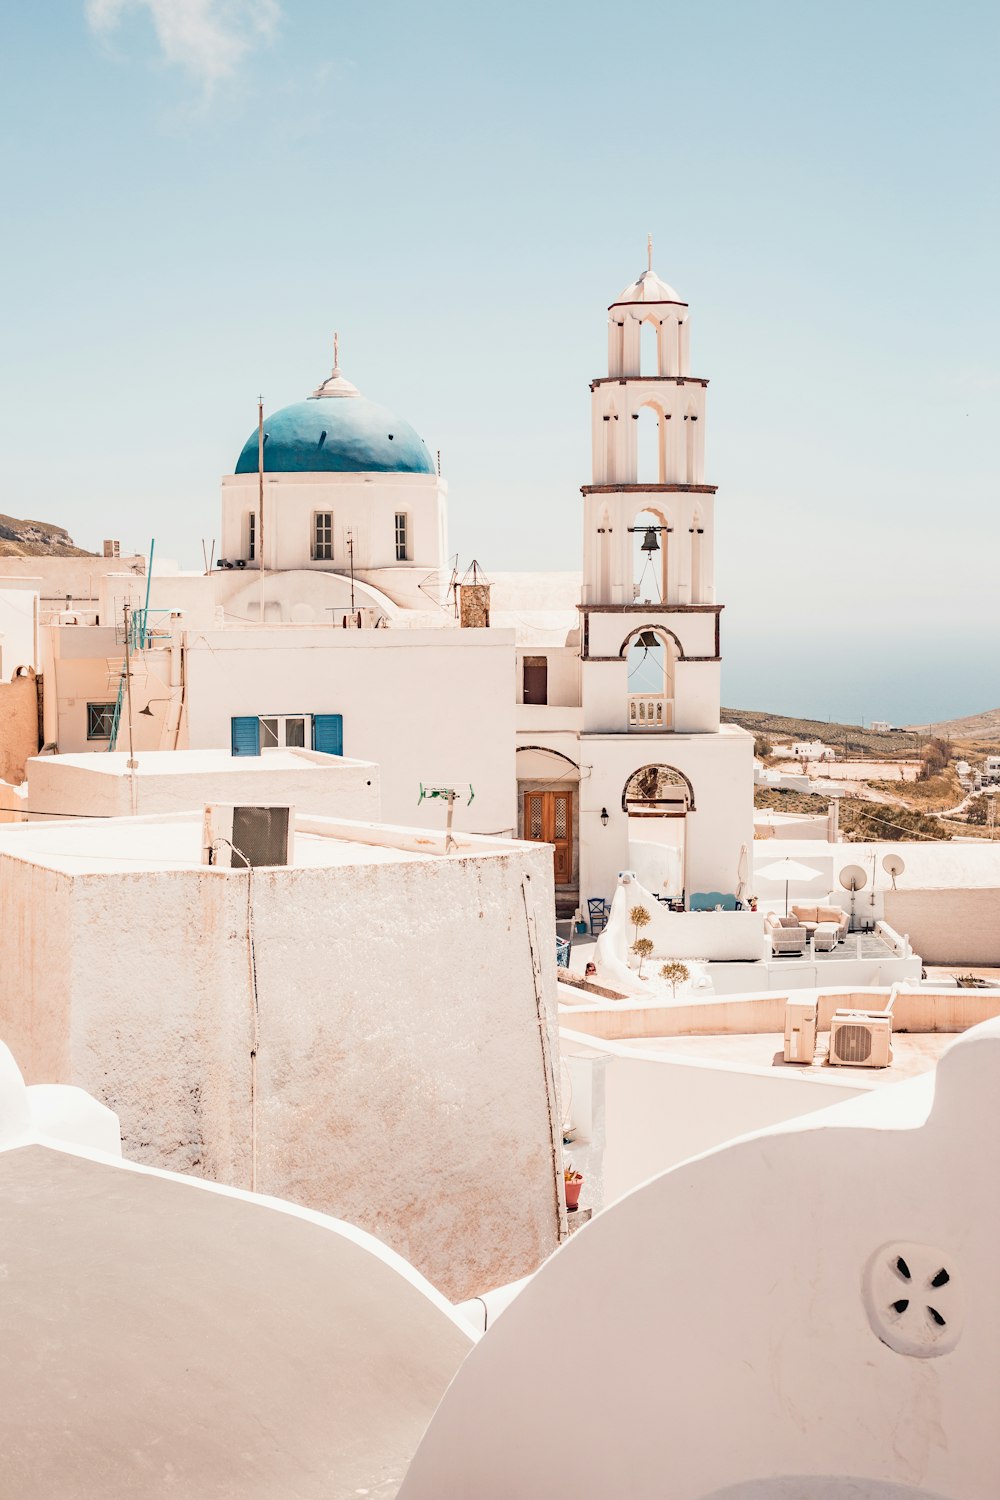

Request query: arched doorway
[
  {"left": 622, "top": 764, "right": 693, "bottom": 902},
  {"left": 516, "top": 746, "right": 581, "bottom": 906}
]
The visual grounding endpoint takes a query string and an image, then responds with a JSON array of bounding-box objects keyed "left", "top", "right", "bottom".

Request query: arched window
[
  {"left": 598, "top": 506, "right": 612, "bottom": 601},
  {"left": 640, "top": 318, "right": 659, "bottom": 377},
  {"left": 635, "top": 406, "right": 661, "bottom": 485},
  {"left": 684, "top": 404, "right": 696, "bottom": 484},
  {"left": 632, "top": 507, "right": 670, "bottom": 604},
  {"left": 691, "top": 509, "right": 704, "bottom": 605}
]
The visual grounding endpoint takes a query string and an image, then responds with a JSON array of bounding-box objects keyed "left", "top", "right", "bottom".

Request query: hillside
[
  {"left": 721, "top": 707, "right": 919, "bottom": 756},
  {"left": 906, "top": 707, "right": 1000, "bottom": 738},
  {"left": 0, "top": 514, "right": 93, "bottom": 558}
]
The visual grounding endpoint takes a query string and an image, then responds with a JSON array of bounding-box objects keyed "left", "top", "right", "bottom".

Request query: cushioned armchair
[{"left": 766, "top": 913, "right": 808, "bottom": 955}]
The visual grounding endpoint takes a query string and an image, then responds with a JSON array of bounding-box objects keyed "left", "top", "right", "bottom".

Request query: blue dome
[{"left": 235, "top": 392, "right": 435, "bottom": 476}]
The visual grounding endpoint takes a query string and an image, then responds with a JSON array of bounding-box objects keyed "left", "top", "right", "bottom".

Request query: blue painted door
[
  {"left": 231, "top": 716, "right": 261, "bottom": 756},
  {"left": 312, "top": 714, "right": 343, "bottom": 756}
]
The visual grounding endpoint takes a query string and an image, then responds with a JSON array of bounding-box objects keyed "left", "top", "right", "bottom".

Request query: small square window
[
  {"left": 87, "top": 702, "right": 116, "bottom": 740},
  {"left": 314, "top": 512, "right": 333, "bottom": 561},
  {"left": 394, "top": 512, "right": 408, "bottom": 562}
]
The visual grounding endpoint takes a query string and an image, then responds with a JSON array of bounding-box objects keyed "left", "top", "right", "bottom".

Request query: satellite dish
[
  {"left": 883, "top": 853, "right": 906, "bottom": 889},
  {"left": 839, "top": 864, "right": 868, "bottom": 892}
]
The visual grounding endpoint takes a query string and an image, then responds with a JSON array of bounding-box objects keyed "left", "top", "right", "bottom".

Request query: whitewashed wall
[
  {"left": 400, "top": 1021, "right": 1000, "bottom": 1497},
  {"left": 24, "top": 752, "right": 380, "bottom": 821},
  {"left": 182, "top": 626, "right": 518, "bottom": 835},
  {"left": 0, "top": 837, "right": 561, "bottom": 1300}
]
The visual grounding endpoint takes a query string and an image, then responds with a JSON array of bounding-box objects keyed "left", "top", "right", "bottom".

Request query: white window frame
[
  {"left": 394, "top": 511, "right": 409, "bottom": 562},
  {"left": 313, "top": 512, "right": 333, "bottom": 561},
  {"left": 259, "top": 714, "right": 308, "bottom": 749}
]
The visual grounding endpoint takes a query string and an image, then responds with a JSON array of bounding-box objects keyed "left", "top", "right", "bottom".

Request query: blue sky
[{"left": 2, "top": 0, "right": 997, "bottom": 723}]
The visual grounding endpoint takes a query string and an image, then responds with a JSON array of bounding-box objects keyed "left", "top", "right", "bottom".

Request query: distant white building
[
  {"left": 791, "top": 740, "right": 835, "bottom": 761},
  {"left": 870, "top": 719, "right": 893, "bottom": 733}
]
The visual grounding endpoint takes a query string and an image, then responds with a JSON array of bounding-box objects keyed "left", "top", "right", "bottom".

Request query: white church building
[{"left": 28, "top": 258, "right": 754, "bottom": 911}]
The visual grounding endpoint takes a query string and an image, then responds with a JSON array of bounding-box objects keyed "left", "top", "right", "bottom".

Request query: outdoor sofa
[
  {"left": 789, "top": 904, "right": 849, "bottom": 942},
  {"left": 766, "top": 914, "right": 808, "bottom": 955}
]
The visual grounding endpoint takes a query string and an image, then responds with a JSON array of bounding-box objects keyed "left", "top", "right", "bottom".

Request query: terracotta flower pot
[{"left": 564, "top": 1174, "right": 583, "bottom": 1211}]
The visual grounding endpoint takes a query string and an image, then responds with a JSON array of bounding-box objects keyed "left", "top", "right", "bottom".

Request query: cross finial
[
  {"left": 647, "top": 233, "right": 653, "bottom": 272},
  {"left": 333, "top": 331, "right": 340, "bottom": 372}
]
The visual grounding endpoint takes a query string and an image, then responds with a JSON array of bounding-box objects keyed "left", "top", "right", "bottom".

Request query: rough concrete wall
[
  {"left": 885, "top": 887, "right": 1000, "bottom": 966},
  {"left": 249, "top": 847, "right": 560, "bottom": 1298},
  {"left": 27, "top": 845, "right": 559, "bottom": 1299},
  {"left": 68, "top": 871, "right": 254, "bottom": 1185},
  {"left": 0, "top": 857, "right": 73, "bottom": 1079},
  {"left": 0, "top": 676, "right": 39, "bottom": 783}
]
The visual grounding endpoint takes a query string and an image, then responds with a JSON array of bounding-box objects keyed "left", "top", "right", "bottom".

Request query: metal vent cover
[
  {"left": 831, "top": 1023, "right": 872, "bottom": 1064},
  {"left": 231, "top": 805, "right": 291, "bottom": 868}
]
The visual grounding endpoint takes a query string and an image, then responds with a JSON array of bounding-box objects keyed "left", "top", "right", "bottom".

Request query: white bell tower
[
  {"left": 574, "top": 252, "right": 753, "bottom": 910},
  {"left": 583, "top": 240, "right": 715, "bottom": 610}
]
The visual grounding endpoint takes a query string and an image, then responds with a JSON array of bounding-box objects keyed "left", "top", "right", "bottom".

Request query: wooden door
[{"left": 523, "top": 790, "right": 573, "bottom": 885}]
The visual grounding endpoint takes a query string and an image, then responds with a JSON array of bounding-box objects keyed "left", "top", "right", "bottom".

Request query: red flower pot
[{"left": 564, "top": 1174, "right": 583, "bottom": 1211}]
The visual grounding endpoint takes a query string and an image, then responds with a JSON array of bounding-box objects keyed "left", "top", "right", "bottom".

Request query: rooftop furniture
[
  {"left": 790, "top": 904, "right": 849, "bottom": 942},
  {"left": 813, "top": 923, "right": 840, "bottom": 953},
  {"left": 587, "top": 898, "right": 610, "bottom": 935},
  {"left": 766, "top": 913, "right": 808, "bottom": 955},
  {"left": 690, "top": 892, "right": 738, "bottom": 912}
]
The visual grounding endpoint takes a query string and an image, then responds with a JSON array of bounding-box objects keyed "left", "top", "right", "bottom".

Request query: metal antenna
[
  {"left": 647, "top": 232, "right": 653, "bottom": 271},
  {"left": 333, "top": 331, "right": 339, "bottom": 372}
]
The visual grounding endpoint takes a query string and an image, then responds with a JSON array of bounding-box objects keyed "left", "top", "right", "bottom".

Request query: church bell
[{"left": 640, "top": 527, "right": 660, "bottom": 553}]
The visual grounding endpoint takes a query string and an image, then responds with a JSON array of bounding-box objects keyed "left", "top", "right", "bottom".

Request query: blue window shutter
[
  {"left": 231, "top": 716, "right": 260, "bottom": 756},
  {"left": 312, "top": 714, "right": 343, "bottom": 756}
]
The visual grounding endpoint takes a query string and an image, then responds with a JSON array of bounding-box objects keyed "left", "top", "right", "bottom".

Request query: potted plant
[
  {"left": 659, "top": 959, "right": 690, "bottom": 997},
  {"left": 564, "top": 1163, "right": 584, "bottom": 1211},
  {"left": 629, "top": 904, "right": 651, "bottom": 944},
  {"left": 631, "top": 936, "right": 654, "bottom": 977}
]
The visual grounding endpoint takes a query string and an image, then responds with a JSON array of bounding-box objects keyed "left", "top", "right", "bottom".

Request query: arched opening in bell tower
[
  {"left": 623, "top": 624, "right": 679, "bottom": 732},
  {"left": 632, "top": 506, "right": 670, "bottom": 604},
  {"left": 691, "top": 508, "right": 704, "bottom": 605},
  {"left": 640, "top": 318, "right": 659, "bottom": 376},
  {"left": 635, "top": 406, "right": 662, "bottom": 485},
  {"left": 622, "top": 763, "right": 692, "bottom": 903}
]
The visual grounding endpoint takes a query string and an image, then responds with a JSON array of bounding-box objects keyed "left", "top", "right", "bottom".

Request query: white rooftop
[
  {"left": 0, "top": 811, "right": 515, "bottom": 876},
  {"left": 30, "top": 748, "right": 373, "bottom": 778}
]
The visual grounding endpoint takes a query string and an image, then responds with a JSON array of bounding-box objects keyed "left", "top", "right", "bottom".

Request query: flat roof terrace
[{"left": 0, "top": 810, "right": 519, "bottom": 876}]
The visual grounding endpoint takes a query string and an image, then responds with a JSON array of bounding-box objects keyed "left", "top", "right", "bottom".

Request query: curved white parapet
[
  {"left": 0, "top": 1040, "right": 32, "bottom": 1148},
  {"left": 26, "top": 1084, "right": 123, "bottom": 1157},
  {"left": 398, "top": 1019, "right": 1000, "bottom": 1499},
  {"left": 593, "top": 873, "right": 765, "bottom": 992},
  {"left": 0, "top": 1035, "right": 474, "bottom": 1498}
]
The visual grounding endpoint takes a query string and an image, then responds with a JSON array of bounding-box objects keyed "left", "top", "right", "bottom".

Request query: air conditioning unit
[
  {"left": 829, "top": 1009, "right": 893, "bottom": 1068},
  {"left": 783, "top": 1000, "right": 817, "bottom": 1064},
  {"left": 203, "top": 804, "right": 295, "bottom": 869}
]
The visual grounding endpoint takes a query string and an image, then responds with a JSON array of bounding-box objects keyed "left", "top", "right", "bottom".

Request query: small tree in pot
[
  {"left": 659, "top": 959, "right": 690, "bottom": 997},
  {"left": 632, "top": 936, "right": 654, "bottom": 978},
  {"left": 629, "top": 904, "right": 651, "bottom": 945}
]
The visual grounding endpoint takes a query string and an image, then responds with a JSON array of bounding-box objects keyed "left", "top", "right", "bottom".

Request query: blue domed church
[{"left": 218, "top": 344, "right": 448, "bottom": 623}]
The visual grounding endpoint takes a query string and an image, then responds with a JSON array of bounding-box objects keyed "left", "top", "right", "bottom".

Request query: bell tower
[{"left": 583, "top": 243, "right": 715, "bottom": 611}]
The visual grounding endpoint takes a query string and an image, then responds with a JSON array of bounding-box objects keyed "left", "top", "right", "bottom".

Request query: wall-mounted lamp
[
  {"left": 138, "top": 697, "right": 172, "bottom": 717},
  {"left": 600, "top": 807, "right": 609, "bottom": 827}
]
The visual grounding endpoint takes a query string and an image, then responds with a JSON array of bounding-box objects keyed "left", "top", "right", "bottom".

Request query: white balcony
[{"left": 628, "top": 695, "right": 673, "bottom": 731}]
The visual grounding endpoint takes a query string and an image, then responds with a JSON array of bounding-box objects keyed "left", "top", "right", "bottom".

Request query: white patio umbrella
[{"left": 755, "top": 856, "right": 820, "bottom": 916}]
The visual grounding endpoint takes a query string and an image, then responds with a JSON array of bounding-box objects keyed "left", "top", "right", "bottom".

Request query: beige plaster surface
[{"left": 0, "top": 1146, "right": 471, "bottom": 1499}]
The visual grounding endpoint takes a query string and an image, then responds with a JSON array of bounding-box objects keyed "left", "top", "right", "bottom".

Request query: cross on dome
[{"left": 310, "top": 330, "right": 360, "bottom": 399}]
